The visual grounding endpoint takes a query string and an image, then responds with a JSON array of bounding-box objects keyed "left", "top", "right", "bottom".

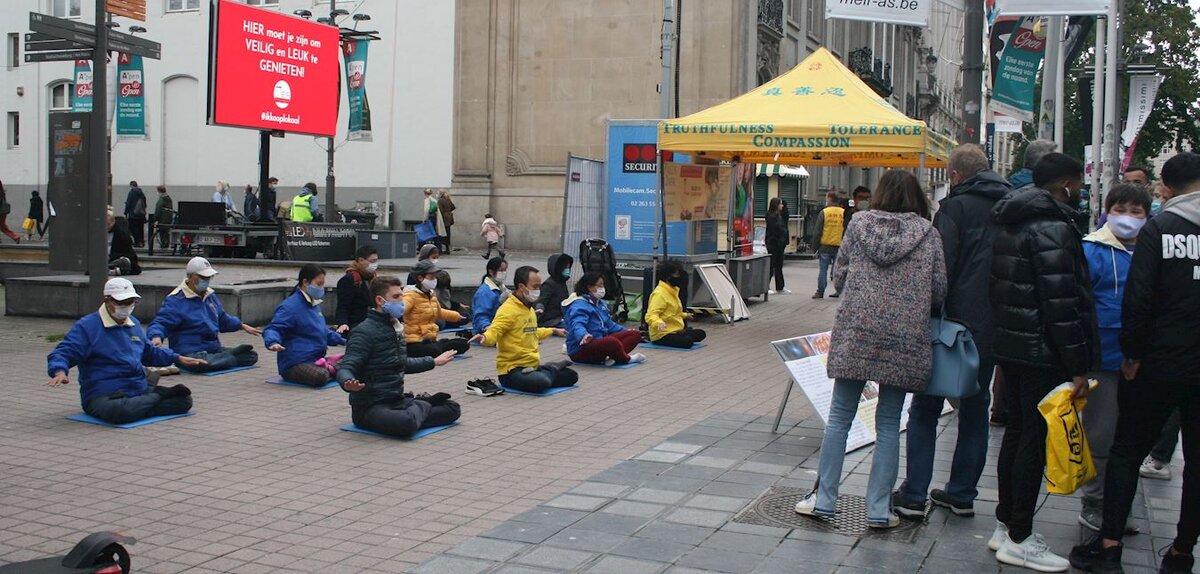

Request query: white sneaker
[
  {"left": 603, "top": 358, "right": 616, "bottom": 367},
  {"left": 768, "top": 289, "right": 776, "bottom": 295},
  {"left": 995, "top": 533, "right": 1069, "bottom": 572},
  {"left": 562, "top": 343, "right": 568, "bottom": 354},
  {"left": 629, "top": 353, "right": 647, "bottom": 363},
  {"left": 1139, "top": 456, "right": 1172, "bottom": 480},
  {"left": 988, "top": 521, "right": 1009, "bottom": 552},
  {"left": 794, "top": 493, "right": 835, "bottom": 518},
  {"left": 780, "top": 288, "right": 793, "bottom": 294}
]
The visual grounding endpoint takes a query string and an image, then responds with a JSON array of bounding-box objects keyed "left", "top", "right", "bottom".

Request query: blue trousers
[
  {"left": 815, "top": 378, "right": 907, "bottom": 522},
  {"left": 899, "top": 357, "right": 995, "bottom": 505},
  {"left": 181, "top": 344, "right": 258, "bottom": 373},
  {"left": 84, "top": 386, "right": 193, "bottom": 424},
  {"left": 499, "top": 365, "right": 578, "bottom": 393},
  {"left": 817, "top": 249, "right": 838, "bottom": 295}
]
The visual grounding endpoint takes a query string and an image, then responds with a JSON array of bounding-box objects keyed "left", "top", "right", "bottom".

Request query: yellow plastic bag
[
  {"left": 21, "top": 218, "right": 35, "bottom": 232},
  {"left": 1038, "top": 380, "right": 1098, "bottom": 494}
]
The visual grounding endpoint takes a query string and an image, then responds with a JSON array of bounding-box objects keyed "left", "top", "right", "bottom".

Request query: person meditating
[
  {"left": 47, "top": 278, "right": 205, "bottom": 424},
  {"left": 336, "top": 276, "right": 461, "bottom": 438},
  {"left": 263, "top": 264, "right": 347, "bottom": 387},
  {"left": 469, "top": 266, "right": 577, "bottom": 393},
  {"left": 147, "top": 257, "right": 261, "bottom": 373},
  {"left": 646, "top": 260, "right": 707, "bottom": 348},
  {"left": 563, "top": 271, "right": 646, "bottom": 366},
  {"left": 334, "top": 245, "right": 380, "bottom": 334},
  {"left": 403, "top": 260, "right": 471, "bottom": 358},
  {"left": 472, "top": 257, "right": 510, "bottom": 333}
]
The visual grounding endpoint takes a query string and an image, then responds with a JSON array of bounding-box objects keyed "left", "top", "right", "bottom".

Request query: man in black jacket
[
  {"left": 336, "top": 275, "right": 460, "bottom": 438},
  {"left": 1071, "top": 152, "right": 1200, "bottom": 574},
  {"left": 989, "top": 153, "right": 1095, "bottom": 572},
  {"left": 334, "top": 245, "right": 380, "bottom": 334},
  {"left": 896, "top": 144, "right": 1010, "bottom": 520}
]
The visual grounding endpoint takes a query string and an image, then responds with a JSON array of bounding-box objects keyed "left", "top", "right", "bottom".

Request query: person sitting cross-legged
[
  {"left": 263, "top": 264, "right": 347, "bottom": 387},
  {"left": 403, "top": 259, "right": 471, "bottom": 358},
  {"left": 336, "top": 276, "right": 462, "bottom": 438},
  {"left": 471, "top": 256, "right": 510, "bottom": 333},
  {"left": 147, "top": 257, "right": 261, "bottom": 373},
  {"left": 469, "top": 265, "right": 576, "bottom": 393},
  {"left": 646, "top": 260, "right": 706, "bottom": 348},
  {"left": 564, "top": 271, "right": 645, "bottom": 366},
  {"left": 47, "top": 278, "right": 206, "bottom": 424}
]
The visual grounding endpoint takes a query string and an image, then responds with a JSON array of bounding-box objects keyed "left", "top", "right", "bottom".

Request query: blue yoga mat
[
  {"left": 264, "top": 377, "right": 339, "bottom": 390},
  {"left": 441, "top": 327, "right": 473, "bottom": 334},
  {"left": 499, "top": 385, "right": 577, "bottom": 397},
  {"left": 641, "top": 342, "right": 707, "bottom": 352},
  {"left": 187, "top": 365, "right": 259, "bottom": 377},
  {"left": 575, "top": 361, "right": 639, "bottom": 369},
  {"left": 66, "top": 412, "right": 194, "bottom": 429},
  {"left": 340, "top": 422, "right": 458, "bottom": 440},
  {"left": 453, "top": 354, "right": 471, "bottom": 361}
]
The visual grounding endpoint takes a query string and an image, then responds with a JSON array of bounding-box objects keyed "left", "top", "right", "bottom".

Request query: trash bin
[
  {"left": 338, "top": 210, "right": 378, "bottom": 229},
  {"left": 357, "top": 230, "right": 416, "bottom": 259}
]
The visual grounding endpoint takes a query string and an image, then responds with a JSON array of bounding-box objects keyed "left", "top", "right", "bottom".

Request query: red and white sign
[{"left": 208, "top": 0, "right": 340, "bottom": 137}]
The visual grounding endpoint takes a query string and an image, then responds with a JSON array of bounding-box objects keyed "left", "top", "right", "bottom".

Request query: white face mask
[
  {"left": 494, "top": 271, "right": 507, "bottom": 284},
  {"left": 1107, "top": 214, "right": 1147, "bottom": 240},
  {"left": 526, "top": 288, "right": 541, "bottom": 303},
  {"left": 112, "top": 303, "right": 135, "bottom": 321},
  {"left": 366, "top": 262, "right": 379, "bottom": 273},
  {"left": 594, "top": 287, "right": 606, "bottom": 299},
  {"left": 421, "top": 278, "right": 438, "bottom": 291}
]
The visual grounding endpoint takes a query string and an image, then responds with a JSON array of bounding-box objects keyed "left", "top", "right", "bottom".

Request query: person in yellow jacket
[
  {"left": 290, "top": 183, "right": 320, "bottom": 222},
  {"left": 646, "top": 260, "right": 707, "bottom": 348},
  {"left": 403, "top": 260, "right": 471, "bottom": 358},
  {"left": 813, "top": 191, "right": 846, "bottom": 299},
  {"left": 469, "top": 265, "right": 576, "bottom": 393}
]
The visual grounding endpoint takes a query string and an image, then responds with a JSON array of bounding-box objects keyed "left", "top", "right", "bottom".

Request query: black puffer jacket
[
  {"left": 1121, "top": 192, "right": 1200, "bottom": 382},
  {"left": 536, "top": 253, "right": 573, "bottom": 327},
  {"left": 990, "top": 187, "right": 1096, "bottom": 376},
  {"left": 935, "top": 170, "right": 1011, "bottom": 357},
  {"left": 335, "top": 309, "right": 435, "bottom": 408}
]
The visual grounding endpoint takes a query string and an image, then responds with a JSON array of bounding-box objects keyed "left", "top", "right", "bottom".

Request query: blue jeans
[
  {"left": 899, "top": 357, "right": 995, "bottom": 505},
  {"left": 815, "top": 378, "right": 907, "bottom": 522},
  {"left": 817, "top": 250, "right": 838, "bottom": 295}
]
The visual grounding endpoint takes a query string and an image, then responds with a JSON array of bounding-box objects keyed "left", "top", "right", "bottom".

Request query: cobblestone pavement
[{"left": 0, "top": 262, "right": 1183, "bottom": 573}]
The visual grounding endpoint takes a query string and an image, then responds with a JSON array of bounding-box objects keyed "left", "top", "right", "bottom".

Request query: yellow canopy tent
[{"left": 658, "top": 48, "right": 954, "bottom": 168}]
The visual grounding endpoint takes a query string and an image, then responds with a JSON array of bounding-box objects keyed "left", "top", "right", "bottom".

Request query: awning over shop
[
  {"left": 659, "top": 48, "right": 954, "bottom": 169},
  {"left": 755, "top": 164, "right": 810, "bottom": 178}
]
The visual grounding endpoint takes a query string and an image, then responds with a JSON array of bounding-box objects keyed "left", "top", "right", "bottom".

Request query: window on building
[
  {"left": 7, "top": 112, "right": 18, "bottom": 148},
  {"left": 166, "top": 0, "right": 200, "bottom": 12},
  {"left": 7, "top": 33, "right": 18, "bottom": 68},
  {"left": 52, "top": 0, "right": 82, "bottom": 18},
  {"left": 246, "top": 0, "right": 278, "bottom": 5},
  {"left": 753, "top": 176, "right": 769, "bottom": 218},
  {"left": 789, "top": 0, "right": 804, "bottom": 23},
  {"left": 779, "top": 177, "right": 801, "bottom": 214},
  {"left": 50, "top": 82, "right": 73, "bottom": 112},
  {"left": 806, "top": 0, "right": 824, "bottom": 40}
]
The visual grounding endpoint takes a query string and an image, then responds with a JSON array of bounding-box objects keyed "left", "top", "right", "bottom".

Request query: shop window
[
  {"left": 780, "top": 177, "right": 800, "bottom": 214},
  {"left": 753, "top": 176, "right": 769, "bottom": 218}
]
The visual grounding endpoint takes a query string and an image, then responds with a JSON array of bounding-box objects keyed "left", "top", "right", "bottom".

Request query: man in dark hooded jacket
[
  {"left": 988, "top": 153, "right": 1096, "bottom": 571},
  {"left": 536, "top": 253, "right": 574, "bottom": 327},
  {"left": 896, "top": 144, "right": 1011, "bottom": 520}
]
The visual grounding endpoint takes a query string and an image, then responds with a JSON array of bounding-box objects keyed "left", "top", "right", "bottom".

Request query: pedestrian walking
[
  {"left": 765, "top": 197, "right": 790, "bottom": 294},
  {"left": 0, "top": 180, "right": 20, "bottom": 244},
  {"left": 437, "top": 189, "right": 456, "bottom": 252},
  {"left": 152, "top": 185, "right": 173, "bottom": 250},
  {"left": 793, "top": 170, "right": 946, "bottom": 530},
  {"left": 27, "top": 190, "right": 45, "bottom": 240},
  {"left": 481, "top": 213, "right": 505, "bottom": 259},
  {"left": 124, "top": 180, "right": 147, "bottom": 247},
  {"left": 989, "top": 153, "right": 1095, "bottom": 572},
  {"left": 896, "top": 144, "right": 1010, "bottom": 521},
  {"left": 423, "top": 188, "right": 439, "bottom": 235},
  {"left": 812, "top": 191, "right": 845, "bottom": 298}
]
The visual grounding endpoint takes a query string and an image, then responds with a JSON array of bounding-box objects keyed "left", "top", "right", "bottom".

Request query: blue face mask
[
  {"left": 195, "top": 279, "right": 210, "bottom": 293},
  {"left": 562, "top": 269, "right": 572, "bottom": 279},
  {"left": 382, "top": 300, "right": 405, "bottom": 319},
  {"left": 305, "top": 285, "right": 325, "bottom": 300},
  {"left": 1151, "top": 200, "right": 1163, "bottom": 216}
]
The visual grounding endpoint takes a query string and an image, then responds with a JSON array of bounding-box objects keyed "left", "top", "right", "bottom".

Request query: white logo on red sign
[{"left": 273, "top": 80, "right": 292, "bottom": 109}]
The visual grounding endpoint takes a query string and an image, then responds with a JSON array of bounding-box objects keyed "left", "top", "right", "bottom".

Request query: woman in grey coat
[{"left": 795, "top": 170, "right": 947, "bottom": 528}]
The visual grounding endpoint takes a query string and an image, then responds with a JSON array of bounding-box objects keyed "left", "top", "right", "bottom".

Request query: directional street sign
[
  {"left": 26, "top": 39, "right": 91, "bottom": 52},
  {"left": 25, "top": 49, "right": 93, "bottom": 63},
  {"left": 28, "top": 12, "right": 161, "bottom": 60}
]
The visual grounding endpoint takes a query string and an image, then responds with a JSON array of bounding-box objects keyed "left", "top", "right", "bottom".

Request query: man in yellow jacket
[
  {"left": 470, "top": 266, "right": 576, "bottom": 393},
  {"left": 403, "top": 260, "right": 471, "bottom": 358},
  {"left": 813, "top": 191, "right": 845, "bottom": 299},
  {"left": 646, "top": 260, "right": 707, "bottom": 348}
]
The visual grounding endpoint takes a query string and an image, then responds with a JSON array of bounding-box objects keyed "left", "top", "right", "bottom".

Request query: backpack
[{"left": 131, "top": 195, "right": 147, "bottom": 217}]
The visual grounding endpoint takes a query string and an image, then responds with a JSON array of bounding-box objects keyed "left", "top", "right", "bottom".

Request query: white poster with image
[{"left": 826, "top": 0, "right": 931, "bottom": 27}]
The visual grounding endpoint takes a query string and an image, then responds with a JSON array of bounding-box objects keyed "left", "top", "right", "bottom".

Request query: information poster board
[
  {"left": 663, "top": 163, "right": 730, "bottom": 222},
  {"left": 606, "top": 121, "right": 686, "bottom": 255},
  {"left": 285, "top": 223, "right": 360, "bottom": 260},
  {"left": 772, "top": 333, "right": 917, "bottom": 453}
]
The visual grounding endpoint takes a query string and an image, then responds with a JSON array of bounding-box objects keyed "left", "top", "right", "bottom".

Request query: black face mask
[{"left": 667, "top": 275, "right": 685, "bottom": 287}]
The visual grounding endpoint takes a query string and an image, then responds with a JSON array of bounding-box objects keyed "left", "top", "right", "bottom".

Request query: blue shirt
[
  {"left": 471, "top": 278, "right": 507, "bottom": 332},
  {"left": 47, "top": 306, "right": 179, "bottom": 406},
  {"left": 563, "top": 294, "right": 629, "bottom": 356},
  {"left": 147, "top": 282, "right": 243, "bottom": 354},
  {"left": 263, "top": 288, "right": 345, "bottom": 374},
  {"left": 1083, "top": 226, "right": 1134, "bottom": 372}
]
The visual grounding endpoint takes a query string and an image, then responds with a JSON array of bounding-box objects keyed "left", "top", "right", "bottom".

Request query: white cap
[
  {"left": 186, "top": 256, "right": 219, "bottom": 278},
  {"left": 103, "top": 278, "right": 140, "bottom": 301}
]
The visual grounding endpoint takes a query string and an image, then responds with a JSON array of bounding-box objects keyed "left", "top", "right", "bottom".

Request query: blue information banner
[{"left": 606, "top": 122, "right": 686, "bottom": 256}]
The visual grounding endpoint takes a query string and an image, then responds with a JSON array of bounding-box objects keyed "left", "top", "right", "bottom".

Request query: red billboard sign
[{"left": 208, "top": 0, "right": 340, "bottom": 137}]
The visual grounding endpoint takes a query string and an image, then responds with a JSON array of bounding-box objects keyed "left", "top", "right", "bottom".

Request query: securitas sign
[
  {"left": 623, "top": 143, "right": 657, "bottom": 173},
  {"left": 207, "top": 0, "right": 340, "bottom": 137}
]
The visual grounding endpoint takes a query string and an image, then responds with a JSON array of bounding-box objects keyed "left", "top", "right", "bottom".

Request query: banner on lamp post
[
  {"left": 994, "top": 113, "right": 1024, "bottom": 133},
  {"left": 116, "top": 52, "right": 147, "bottom": 139},
  {"left": 1120, "top": 75, "right": 1162, "bottom": 149},
  {"left": 342, "top": 39, "right": 372, "bottom": 142},
  {"left": 826, "top": 0, "right": 931, "bottom": 27},
  {"left": 71, "top": 59, "right": 93, "bottom": 113},
  {"left": 989, "top": 16, "right": 1046, "bottom": 122},
  {"left": 994, "top": 0, "right": 1109, "bottom": 16}
]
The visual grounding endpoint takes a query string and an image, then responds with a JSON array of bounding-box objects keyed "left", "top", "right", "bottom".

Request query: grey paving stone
[
  {"left": 409, "top": 555, "right": 494, "bottom": 574},
  {"left": 654, "top": 441, "right": 707, "bottom": 455},
  {"left": 675, "top": 546, "right": 761, "bottom": 574},
  {"left": 664, "top": 508, "right": 734, "bottom": 528},
  {"left": 626, "top": 488, "right": 689, "bottom": 505},
  {"left": 571, "top": 482, "right": 633, "bottom": 498},
  {"left": 714, "top": 470, "right": 781, "bottom": 486},
  {"left": 840, "top": 546, "right": 926, "bottom": 572},
  {"left": 699, "top": 481, "right": 771, "bottom": 498},
  {"left": 685, "top": 456, "right": 741, "bottom": 470},
  {"left": 510, "top": 506, "right": 592, "bottom": 527},
  {"left": 492, "top": 566, "right": 561, "bottom": 574},
  {"left": 665, "top": 464, "right": 729, "bottom": 480},
  {"left": 769, "top": 538, "right": 853, "bottom": 564},
  {"left": 685, "top": 494, "right": 751, "bottom": 512},
  {"left": 543, "top": 528, "right": 633, "bottom": 553},
  {"left": 635, "top": 450, "right": 690, "bottom": 464},
  {"left": 663, "top": 568, "right": 723, "bottom": 574},
  {"left": 445, "top": 538, "right": 530, "bottom": 562},
  {"left": 601, "top": 500, "right": 668, "bottom": 518},
  {"left": 480, "top": 521, "right": 564, "bottom": 544},
  {"left": 700, "top": 531, "right": 783, "bottom": 556},
  {"left": 511, "top": 546, "right": 597, "bottom": 571},
  {"left": 589, "top": 469, "right": 653, "bottom": 487},
  {"left": 584, "top": 555, "right": 669, "bottom": 574},
  {"left": 573, "top": 513, "right": 653, "bottom": 535},
  {"left": 642, "top": 475, "right": 712, "bottom": 493},
  {"left": 542, "top": 494, "right": 612, "bottom": 512},
  {"left": 717, "top": 522, "right": 792, "bottom": 538},
  {"left": 735, "top": 461, "right": 795, "bottom": 476},
  {"left": 634, "top": 522, "right": 718, "bottom": 546},
  {"left": 610, "top": 536, "right": 695, "bottom": 562},
  {"left": 752, "top": 557, "right": 836, "bottom": 574}
]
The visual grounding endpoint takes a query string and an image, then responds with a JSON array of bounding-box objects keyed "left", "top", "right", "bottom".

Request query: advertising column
[
  {"left": 116, "top": 52, "right": 147, "bottom": 139},
  {"left": 605, "top": 121, "right": 686, "bottom": 256}
]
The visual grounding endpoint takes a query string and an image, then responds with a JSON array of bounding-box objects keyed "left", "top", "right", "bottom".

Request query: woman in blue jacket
[
  {"left": 1077, "top": 184, "right": 1151, "bottom": 532},
  {"left": 263, "top": 264, "right": 346, "bottom": 387},
  {"left": 471, "top": 257, "right": 509, "bottom": 332},
  {"left": 563, "top": 271, "right": 645, "bottom": 366}
]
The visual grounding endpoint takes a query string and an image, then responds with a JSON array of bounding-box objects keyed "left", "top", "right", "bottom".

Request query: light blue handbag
[{"left": 924, "top": 315, "right": 980, "bottom": 398}]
